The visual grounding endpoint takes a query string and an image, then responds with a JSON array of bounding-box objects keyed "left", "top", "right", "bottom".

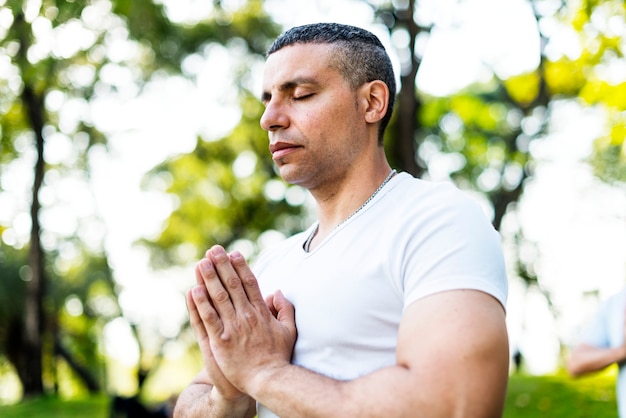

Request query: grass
[
  {"left": 0, "top": 372, "right": 618, "bottom": 417},
  {"left": 504, "top": 371, "right": 617, "bottom": 418},
  {"left": 0, "top": 395, "right": 109, "bottom": 418}
]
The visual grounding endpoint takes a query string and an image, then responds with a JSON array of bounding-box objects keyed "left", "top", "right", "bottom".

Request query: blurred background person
[{"left": 566, "top": 286, "right": 626, "bottom": 417}]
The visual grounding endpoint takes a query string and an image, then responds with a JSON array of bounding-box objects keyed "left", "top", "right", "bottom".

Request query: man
[
  {"left": 174, "top": 23, "right": 509, "bottom": 418},
  {"left": 566, "top": 287, "right": 626, "bottom": 417}
]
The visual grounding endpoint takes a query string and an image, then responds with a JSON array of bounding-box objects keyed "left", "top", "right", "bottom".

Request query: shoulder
[
  {"left": 598, "top": 288, "right": 626, "bottom": 313},
  {"left": 382, "top": 173, "right": 507, "bottom": 308},
  {"left": 385, "top": 173, "right": 496, "bottom": 237},
  {"left": 391, "top": 173, "right": 487, "bottom": 213}
]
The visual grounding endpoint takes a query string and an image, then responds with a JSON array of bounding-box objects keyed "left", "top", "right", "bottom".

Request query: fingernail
[
  {"left": 212, "top": 245, "right": 226, "bottom": 255},
  {"left": 192, "top": 285, "right": 203, "bottom": 295},
  {"left": 199, "top": 258, "right": 212, "bottom": 271},
  {"left": 230, "top": 250, "right": 243, "bottom": 261},
  {"left": 210, "top": 246, "right": 228, "bottom": 260}
]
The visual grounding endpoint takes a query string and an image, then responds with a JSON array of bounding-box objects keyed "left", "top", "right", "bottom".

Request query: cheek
[
  {"left": 297, "top": 111, "right": 327, "bottom": 140},
  {"left": 298, "top": 96, "right": 359, "bottom": 143}
]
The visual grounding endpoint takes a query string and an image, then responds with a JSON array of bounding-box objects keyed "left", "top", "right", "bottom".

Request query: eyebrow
[{"left": 261, "top": 77, "right": 319, "bottom": 103}]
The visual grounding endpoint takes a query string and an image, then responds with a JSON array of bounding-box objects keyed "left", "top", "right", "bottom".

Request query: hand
[
  {"left": 186, "top": 278, "right": 246, "bottom": 403},
  {"left": 191, "top": 245, "right": 297, "bottom": 392}
]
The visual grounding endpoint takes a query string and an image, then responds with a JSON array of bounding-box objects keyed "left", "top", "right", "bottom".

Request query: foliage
[
  {"left": 1, "top": 0, "right": 624, "bottom": 405},
  {"left": 369, "top": 0, "right": 626, "bottom": 358},
  {"left": 136, "top": 0, "right": 626, "bottom": 383},
  {"left": 0, "top": 243, "right": 27, "bottom": 360},
  {"left": 0, "top": 0, "right": 282, "bottom": 399},
  {"left": 48, "top": 249, "right": 120, "bottom": 392},
  {"left": 415, "top": 86, "right": 530, "bottom": 229},
  {"left": 0, "top": 239, "right": 115, "bottom": 395},
  {"left": 140, "top": 93, "right": 308, "bottom": 267},
  {"left": 504, "top": 371, "right": 617, "bottom": 418},
  {"left": 0, "top": 0, "right": 164, "bottom": 395},
  {"left": 137, "top": 3, "right": 289, "bottom": 267},
  {"left": 562, "top": 0, "right": 626, "bottom": 186},
  {"left": 128, "top": 0, "right": 626, "bottom": 295},
  {"left": 376, "top": 0, "right": 626, "bottom": 210},
  {"left": 592, "top": 141, "right": 626, "bottom": 185}
]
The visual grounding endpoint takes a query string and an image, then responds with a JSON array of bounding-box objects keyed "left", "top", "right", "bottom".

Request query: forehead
[{"left": 262, "top": 43, "right": 340, "bottom": 88}]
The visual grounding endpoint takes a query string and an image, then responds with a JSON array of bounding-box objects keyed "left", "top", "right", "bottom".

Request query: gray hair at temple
[{"left": 267, "top": 23, "right": 397, "bottom": 143}]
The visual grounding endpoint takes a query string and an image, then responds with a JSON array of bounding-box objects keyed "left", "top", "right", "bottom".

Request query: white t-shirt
[
  {"left": 252, "top": 172, "right": 508, "bottom": 417},
  {"left": 578, "top": 288, "right": 626, "bottom": 417}
]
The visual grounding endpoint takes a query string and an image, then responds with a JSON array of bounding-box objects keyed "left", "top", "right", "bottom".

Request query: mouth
[{"left": 270, "top": 141, "right": 301, "bottom": 161}]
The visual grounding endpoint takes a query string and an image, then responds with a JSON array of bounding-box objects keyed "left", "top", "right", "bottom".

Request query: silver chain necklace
[{"left": 303, "top": 169, "right": 397, "bottom": 252}]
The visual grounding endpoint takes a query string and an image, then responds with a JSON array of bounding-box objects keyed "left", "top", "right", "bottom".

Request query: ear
[{"left": 360, "top": 80, "right": 389, "bottom": 125}]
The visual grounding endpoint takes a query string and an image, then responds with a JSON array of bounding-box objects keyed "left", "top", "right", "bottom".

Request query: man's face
[{"left": 260, "top": 43, "right": 368, "bottom": 190}]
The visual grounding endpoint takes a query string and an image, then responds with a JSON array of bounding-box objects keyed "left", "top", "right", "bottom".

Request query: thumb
[{"left": 272, "top": 290, "right": 295, "bottom": 326}]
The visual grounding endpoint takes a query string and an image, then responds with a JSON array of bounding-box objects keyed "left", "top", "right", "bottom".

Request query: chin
[
  {"left": 276, "top": 164, "right": 319, "bottom": 188},
  {"left": 276, "top": 165, "right": 296, "bottom": 183},
  {"left": 277, "top": 168, "right": 306, "bottom": 187}
]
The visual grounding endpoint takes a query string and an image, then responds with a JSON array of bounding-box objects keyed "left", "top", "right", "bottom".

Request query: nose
[{"left": 260, "top": 99, "right": 289, "bottom": 132}]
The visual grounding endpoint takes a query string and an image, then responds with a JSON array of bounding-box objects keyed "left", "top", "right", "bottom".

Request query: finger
[
  {"left": 187, "top": 286, "right": 216, "bottom": 353},
  {"left": 195, "top": 258, "right": 205, "bottom": 285},
  {"left": 197, "top": 257, "right": 238, "bottom": 322},
  {"left": 190, "top": 282, "right": 225, "bottom": 338},
  {"left": 207, "top": 246, "right": 252, "bottom": 308},
  {"left": 187, "top": 288, "right": 242, "bottom": 398},
  {"left": 186, "top": 287, "right": 208, "bottom": 342},
  {"left": 272, "top": 290, "right": 296, "bottom": 332},
  {"left": 265, "top": 293, "right": 278, "bottom": 317},
  {"left": 229, "top": 250, "right": 267, "bottom": 309}
]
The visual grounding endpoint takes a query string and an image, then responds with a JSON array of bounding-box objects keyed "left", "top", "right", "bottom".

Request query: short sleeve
[
  {"left": 579, "top": 299, "right": 614, "bottom": 348},
  {"left": 390, "top": 182, "right": 508, "bottom": 311}
]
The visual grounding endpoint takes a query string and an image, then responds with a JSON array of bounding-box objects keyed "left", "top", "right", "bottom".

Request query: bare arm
[
  {"left": 244, "top": 289, "right": 509, "bottom": 418},
  {"left": 567, "top": 298, "right": 626, "bottom": 378},
  {"left": 194, "top": 245, "right": 509, "bottom": 417},
  {"left": 566, "top": 344, "right": 626, "bottom": 377},
  {"left": 173, "top": 368, "right": 256, "bottom": 418}
]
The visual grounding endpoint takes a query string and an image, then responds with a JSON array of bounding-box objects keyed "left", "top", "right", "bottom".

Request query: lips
[{"left": 270, "top": 141, "right": 301, "bottom": 161}]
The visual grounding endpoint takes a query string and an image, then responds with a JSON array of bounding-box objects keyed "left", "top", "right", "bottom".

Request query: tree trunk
[
  {"left": 53, "top": 337, "right": 101, "bottom": 393},
  {"left": 21, "top": 82, "right": 46, "bottom": 397},
  {"left": 12, "top": 10, "right": 48, "bottom": 397},
  {"left": 389, "top": 0, "right": 423, "bottom": 177}
]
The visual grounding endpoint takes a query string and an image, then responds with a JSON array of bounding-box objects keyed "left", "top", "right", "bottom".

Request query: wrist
[
  {"left": 209, "top": 386, "right": 251, "bottom": 416},
  {"left": 243, "top": 362, "right": 289, "bottom": 400}
]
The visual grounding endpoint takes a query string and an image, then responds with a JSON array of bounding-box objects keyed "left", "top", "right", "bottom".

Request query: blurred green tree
[
  {"left": 368, "top": 0, "right": 625, "bottom": 352},
  {"left": 373, "top": 0, "right": 624, "bottom": 224},
  {"left": 145, "top": 0, "right": 624, "bottom": 296},
  {"left": 0, "top": 0, "right": 280, "bottom": 399},
  {"left": 144, "top": 1, "right": 626, "bottom": 381},
  {"left": 140, "top": 94, "right": 309, "bottom": 268},
  {"left": 143, "top": 1, "right": 625, "bottom": 328}
]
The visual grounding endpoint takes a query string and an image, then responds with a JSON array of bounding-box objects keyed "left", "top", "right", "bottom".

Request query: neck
[{"left": 304, "top": 167, "right": 396, "bottom": 252}]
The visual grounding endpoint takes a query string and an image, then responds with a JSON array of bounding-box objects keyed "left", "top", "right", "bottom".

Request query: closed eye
[{"left": 293, "top": 93, "right": 313, "bottom": 101}]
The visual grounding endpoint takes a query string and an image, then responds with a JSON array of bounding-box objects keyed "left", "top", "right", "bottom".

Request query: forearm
[
  {"left": 247, "top": 363, "right": 408, "bottom": 418},
  {"left": 567, "top": 344, "right": 626, "bottom": 376},
  {"left": 247, "top": 362, "right": 504, "bottom": 418},
  {"left": 173, "top": 382, "right": 255, "bottom": 418},
  {"left": 246, "top": 291, "right": 509, "bottom": 418}
]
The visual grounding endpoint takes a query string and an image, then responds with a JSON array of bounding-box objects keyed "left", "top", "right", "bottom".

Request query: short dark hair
[{"left": 267, "top": 23, "right": 396, "bottom": 142}]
